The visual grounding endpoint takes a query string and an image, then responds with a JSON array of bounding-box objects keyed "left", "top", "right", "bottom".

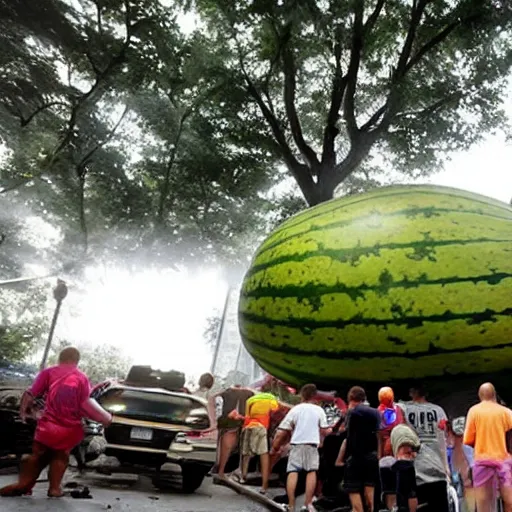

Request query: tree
[
  {"left": 0, "top": 0, "right": 291, "bottom": 275},
  {"left": 190, "top": 0, "right": 512, "bottom": 205},
  {"left": 0, "top": 283, "right": 48, "bottom": 363},
  {"left": 203, "top": 314, "right": 222, "bottom": 349},
  {"left": 50, "top": 340, "right": 132, "bottom": 383}
]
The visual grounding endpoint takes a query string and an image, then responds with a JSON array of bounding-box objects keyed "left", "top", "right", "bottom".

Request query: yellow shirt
[
  {"left": 464, "top": 401, "right": 512, "bottom": 461},
  {"left": 244, "top": 393, "right": 279, "bottom": 429}
]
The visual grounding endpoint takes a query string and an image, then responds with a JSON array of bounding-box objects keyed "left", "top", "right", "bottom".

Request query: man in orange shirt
[
  {"left": 237, "top": 391, "right": 279, "bottom": 494},
  {"left": 463, "top": 382, "right": 512, "bottom": 512}
]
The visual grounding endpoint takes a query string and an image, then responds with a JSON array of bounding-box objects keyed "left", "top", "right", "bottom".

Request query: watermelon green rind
[
  {"left": 239, "top": 184, "right": 512, "bottom": 387},
  {"left": 246, "top": 238, "right": 512, "bottom": 279},
  {"left": 262, "top": 184, "right": 512, "bottom": 244},
  {"left": 258, "top": 206, "right": 512, "bottom": 259},
  {"left": 250, "top": 344, "right": 512, "bottom": 386}
]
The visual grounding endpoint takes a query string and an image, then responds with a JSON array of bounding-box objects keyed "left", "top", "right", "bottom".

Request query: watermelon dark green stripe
[
  {"left": 258, "top": 206, "right": 512, "bottom": 258},
  {"left": 269, "top": 187, "right": 512, "bottom": 239},
  {"left": 240, "top": 307, "right": 512, "bottom": 332},
  {"left": 241, "top": 272, "right": 512, "bottom": 301},
  {"left": 246, "top": 238, "right": 512, "bottom": 279},
  {"left": 243, "top": 335, "right": 512, "bottom": 361}
]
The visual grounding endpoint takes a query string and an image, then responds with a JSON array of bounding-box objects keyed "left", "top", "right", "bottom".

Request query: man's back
[
  {"left": 346, "top": 404, "right": 381, "bottom": 457},
  {"left": 244, "top": 392, "right": 279, "bottom": 429},
  {"left": 399, "top": 400, "right": 448, "bottom": 484},
  {"left": 31, "top": 365, "right": 90, "bottom": 428},
  {"left": 281, "top": 402, "right": 327, "bottom": 445},
  {"left": 464, "top": 401, "right": 512, "bottom": 461}
]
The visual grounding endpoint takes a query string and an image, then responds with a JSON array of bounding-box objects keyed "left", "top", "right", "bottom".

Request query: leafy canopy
[{"left": 188, "top": 0, "right": 512, "bottom": 204}]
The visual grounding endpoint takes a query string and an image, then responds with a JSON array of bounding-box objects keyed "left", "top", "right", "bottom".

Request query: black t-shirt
[
  {"left": 217, "top": 387, "right": 254, "bottom": 429},
  {"left": 345, "top": 404, "right": 381, "bottom": 458}
]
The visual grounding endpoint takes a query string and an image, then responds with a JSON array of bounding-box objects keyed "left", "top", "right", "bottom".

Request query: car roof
[{"left": 104, "top": 384, "right": 207, "bottom": 404}]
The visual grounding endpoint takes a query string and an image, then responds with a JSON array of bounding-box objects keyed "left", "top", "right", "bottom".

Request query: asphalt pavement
[{"left": 0, "top": 471, "right": 270, "bottom": 512}]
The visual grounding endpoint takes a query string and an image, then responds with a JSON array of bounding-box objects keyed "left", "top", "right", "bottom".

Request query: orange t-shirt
[
  {"left": 463, "top": 401, "right": 512, "bottom": 461},
  {"left": 243, "top": 393, "right": 279, "bottom": 429}
]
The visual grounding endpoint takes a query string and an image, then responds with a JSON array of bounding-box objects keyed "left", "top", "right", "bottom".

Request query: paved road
[{"left": 0, "top": 472, "right": 271, "bottom": 512}]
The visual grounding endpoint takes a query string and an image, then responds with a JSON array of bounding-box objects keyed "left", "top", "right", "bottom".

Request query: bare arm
[
  {"left": 206, "top": 393, "right": 219, "bottom": 430},
  {"left": 335, "top": 439, "right": 347, "bottom": 466},
  {"left": 19, "top": 390, "right": 35, "bottom": 423},
  {"left": 271, "top": 429, "right": 290, "bottom": 453}
]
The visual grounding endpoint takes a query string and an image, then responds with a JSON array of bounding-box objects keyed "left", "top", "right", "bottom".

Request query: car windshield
[{"left": 98, "top": 388, "right": 208, "bottom": 426}]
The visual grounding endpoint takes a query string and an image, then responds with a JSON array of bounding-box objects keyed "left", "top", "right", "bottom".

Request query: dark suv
[{"left": 96, "top": 383, "right": 216, "bottom": 492}]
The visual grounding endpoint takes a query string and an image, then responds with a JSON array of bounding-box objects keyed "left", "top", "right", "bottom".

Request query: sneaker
[
  {"left": 259, "top": 488, "right": 267, "bottom": 495},
  {"left": 299, "top": 505, "right": 317, "bottom": 512}
]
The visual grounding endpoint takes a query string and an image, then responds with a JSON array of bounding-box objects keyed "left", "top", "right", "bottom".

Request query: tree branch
[
  {"left": 405, "top": 18, "right": 466, "bottom": 73},
  {"left": 395, "top": 0, "right": 429, "bottom": 78},
  {"left": 20, "top": 101, "right": 69, "bottom": 127},
  {"left": 281, "top": 39, "right": 320, "bottom": 171},
  {"left": 360, "top": 103, "right": 387, "bottom": 132},
  {"left": 96, "top": 1, "right": 103, "bottom": 36},
  {"left": 77, "top": 104, "right": 130, "bottom": 169},
  {"left": 321, "top": 27, "right": 346, "bottom": 169},
  {"left": 156, "top": 109, "right": 191, "bottom": 225},
  {"left": 396, "top": 93, "right": 462, "bottom": 121},
  {"left": 86, "top": 51, "right": 100, "bottom": 75},
  {"left": 343, "top": 1, "right": 365, "bottom": 143},
  {"left": 262, "top": 19, "right": 287, "bottom": 116},
  {"left": 364, "top": 0, "right": 385, "bottom": 35},
  {"left": 77, "top": 174, "right": 88, "bottom": 254}
]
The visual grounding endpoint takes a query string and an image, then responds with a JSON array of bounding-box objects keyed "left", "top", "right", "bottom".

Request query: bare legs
[
  {"left": 287, "top": 472, "right": 299, "bottom": 511},
  {"left": 217, "top": 430, "right": 238, "bottom": 477},
  {"left": 304, "top": 471, "right": 316, "bottom": 507},
  {"left": 348, "top": 488, "right": 374, "bottom": 512},
  {"left": 260, "top": 453, "right": 270, "bottom": 491},
  {"left": 348, "top": 492, "right": 364, "bottom": 512},
  {"left": 0, "top": 441, "right": 68, "bottom": 498},
  {"left": 499, "top": 485, "right": 512, "bottom": 512},
  {"left": 48, "top": 451, "right": 69, "bottom": 497},
  {"left": 474, "top": 484, "right": 494, "bottom": 512}
]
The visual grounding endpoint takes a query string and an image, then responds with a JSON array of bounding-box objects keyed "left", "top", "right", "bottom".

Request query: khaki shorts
[
  {"left": 241, "top": 426, "right": 268, "bottom": 456},
  {"left": 287, "top": 444, "right": 320, "bottom": 473}
]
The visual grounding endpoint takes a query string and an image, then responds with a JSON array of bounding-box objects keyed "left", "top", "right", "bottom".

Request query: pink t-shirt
[{"left": 30, "top": 364, "right": 91, "bottom": 451}]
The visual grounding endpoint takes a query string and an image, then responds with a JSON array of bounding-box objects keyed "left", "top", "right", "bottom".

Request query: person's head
[
  {"left": 378, "top": 386, "right": 395, "bottom": 407},
  {"left": 396, "top": 443, "right": 419, "bottom": 460},
  {"left": 347, "top": 386, "right": 366, "bottom": 406},
  {"left": 198, "top": 372, "right": 214, "bottom": 390},
  {"left": 58, "top": 346, "right": 80, "bottom": 365},
  {"left": 409, "top": 382, "right": 427, "bottom": 401},
  {"left": 478, "top": 382, "right": 497, "bottom": 402},
  {"left": 450, "top": 416, "right": 466, "bottom": 438},
  {"left": 300, "top": 383, "right": 317, "bottom": 402},
  {"left": 391, "top": 424, "right": 421, "bottom": 460}
]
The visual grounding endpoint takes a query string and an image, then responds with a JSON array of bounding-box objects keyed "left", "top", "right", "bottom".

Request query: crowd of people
[
  {"left": 204, "top": 376, "right": 512, "bottom": 512},
  {"left": 3, "top": 349, "right": 512, "bottom": 512}
]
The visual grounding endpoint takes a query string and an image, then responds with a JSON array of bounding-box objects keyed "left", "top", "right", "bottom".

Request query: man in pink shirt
[{"left": 0, "top": 347, "right": 112, "bottom": 498}]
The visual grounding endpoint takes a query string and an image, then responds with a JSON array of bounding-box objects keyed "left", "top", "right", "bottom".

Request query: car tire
[{"left": 181, "top": 463, "right": 206, "bottom": 493}]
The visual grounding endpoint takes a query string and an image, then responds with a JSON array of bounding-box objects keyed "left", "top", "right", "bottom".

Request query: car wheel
[{"left": 181, "top": 464, "right": 206, "bottom": 493}]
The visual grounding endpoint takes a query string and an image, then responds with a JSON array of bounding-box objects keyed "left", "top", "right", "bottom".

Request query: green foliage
[
  {"left": 0, "top": 0, "right": 281, "bottom": 276},
  {"left": 49, "top": 340, "right": 132, "bottom": 383},
  {"left": 0, "top": 283, "right": 48, "bottom": 363},
  {"left": 187, "top": 0, "right": 512, "bottom": 205},
  {"left": 203, "top": 314, "right": 221, "bottom": 349}
]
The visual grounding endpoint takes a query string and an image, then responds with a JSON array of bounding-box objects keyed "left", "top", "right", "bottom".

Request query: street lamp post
[{"left": 40, "top": 279, "right": 68, "bottom": 370}]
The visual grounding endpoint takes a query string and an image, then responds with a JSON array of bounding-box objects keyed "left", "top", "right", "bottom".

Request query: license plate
[{"left": 130, "top": 427, "right": 153, "bottom": 441}]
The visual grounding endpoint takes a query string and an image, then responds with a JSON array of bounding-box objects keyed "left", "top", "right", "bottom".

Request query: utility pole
[
  {"left": 210, "top": 287, "right": 231, "bottom": 375},
  {"left": 40, "top": 279, "right": 68, "bottom": 370}
]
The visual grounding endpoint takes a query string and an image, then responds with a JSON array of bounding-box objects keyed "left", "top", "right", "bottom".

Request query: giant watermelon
[{"left": 239, "top": 185, "right": 512, "bottom": 391}]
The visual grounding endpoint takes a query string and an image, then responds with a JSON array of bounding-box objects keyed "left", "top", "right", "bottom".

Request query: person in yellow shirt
[
  {"left": 236, "top": 391, "right": 279, "bottom": 494},
  {"left": 463, "top": 382, "right": 512, "bottom": 512}
]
